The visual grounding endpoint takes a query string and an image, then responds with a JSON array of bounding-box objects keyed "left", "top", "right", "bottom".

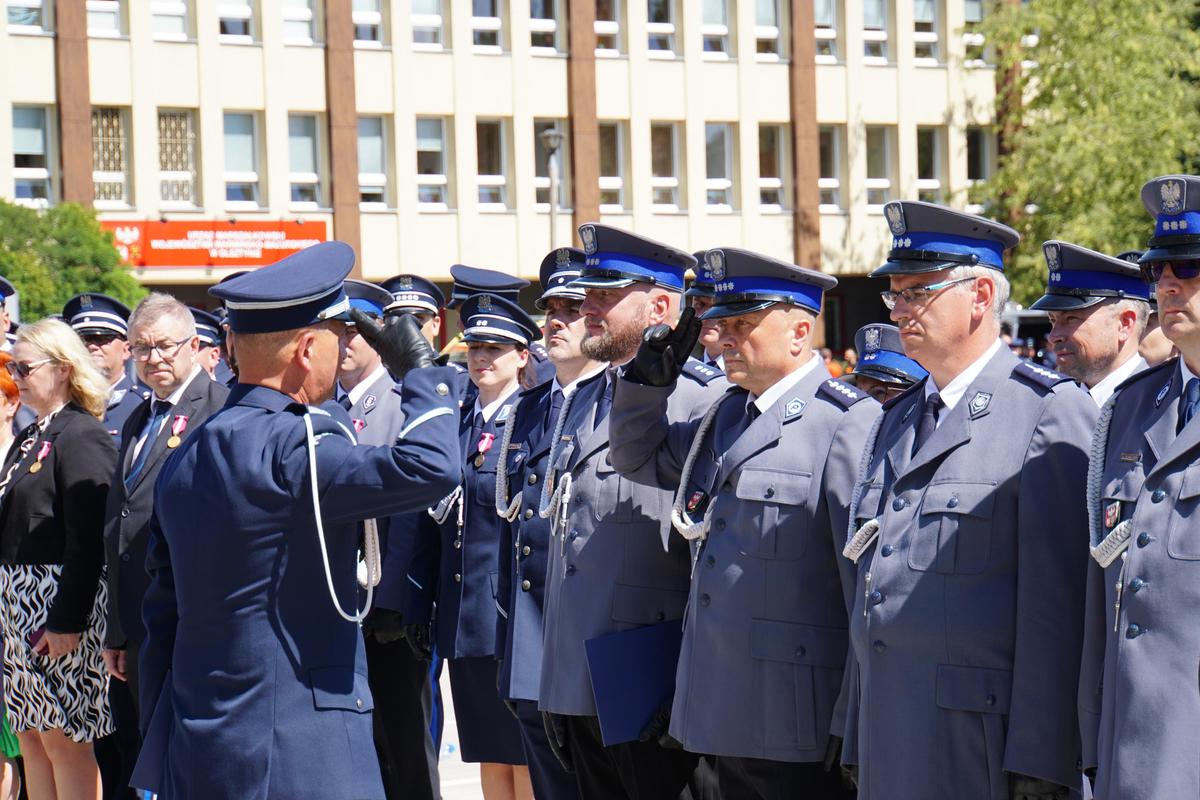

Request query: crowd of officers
[{"left": 2, "top": 173, "right": 1198, "bottom": 800}]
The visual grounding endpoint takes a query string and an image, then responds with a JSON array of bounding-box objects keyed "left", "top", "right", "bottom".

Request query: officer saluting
[
  {"left": 133, "top": 242, "right": 462, "bottom": 800},
  {"left": 1079, "top": 174, "right": 1200, "bottom": 799},
  {"left": 842, "top": 201, "right": 1097, "bottom": 799},
  {"left": 844, "top": 323, "right": 928, "bottom": 404},
  {"left": 610, "top": 248, "right": 876, "bottom": 797}
]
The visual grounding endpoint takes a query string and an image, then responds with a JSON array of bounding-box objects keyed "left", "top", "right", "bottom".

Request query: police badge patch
[
  {"left": 784, "top": 398, "right": 807, "bottom": 418},
  {"left": 1161, "top": 179, "right": 1185, "bottom": 215},
  {"left": 864, "top": 327, "right": 882, "bottom": 353},
  {"left": 706, "top": 250, "right": 726, "bottom": 282},
  {"left": 580, "top": 225, "right": 597, "bottom": 254},
  {"left": 556, "top": 248, "right": 570, "bottom": 266},
  {"left": 363, "top": 394, "right": 377, "bottom": 412},
  {"left": 1104, "top": 501, "right": 1121, "bottom": 530},
  {"left": 479, "top": 295, "right": 492, "bottom": 310},
  {"left": 968, "top": 391, "right": 992, "bottom": 418},
  {"left": 885, "top": 203, "right": 906, "bottom": 236},
  {"left": 1044, "top": 243, "right": 1060, "bottom": 270},
  {"left": 1156, "top": 381, "right": 1172, "bottom": 407}
]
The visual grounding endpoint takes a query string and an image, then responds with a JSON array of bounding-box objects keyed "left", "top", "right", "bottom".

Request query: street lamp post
[{"left": 539, "top": 127, "right": 564, "bottom": 250}]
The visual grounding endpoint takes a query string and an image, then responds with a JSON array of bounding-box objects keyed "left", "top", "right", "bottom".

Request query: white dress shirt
[
  {"left": 924, "top": 337, "right": 1004, "bottom": 426},
  {"left": 1089, "top": 354, "right": 1148, "bottom": 407}
]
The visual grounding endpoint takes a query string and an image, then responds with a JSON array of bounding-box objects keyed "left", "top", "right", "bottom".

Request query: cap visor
[
  {"left": 685, "top": 287, "right": 716, "bottom": 298},
  {"left": 1140, "top": 244, "right": 1200, "bottom": 263},
  {"left": 853, "top": 366, "right": 915, "bottom": 386},
  {"left": 535, "top": 287, "right": 586, "bottom": 310},
  {"left": 463, "top": 332, "right": 524, "bottom": 345},
  {"left": 1028, "top": 294, "right": 1104, "bottom": 312},
  {"left": 699, "top": 299, "right": 778, "bottom": 320},
  {"left": 568, "top": 275, "right": 637, "bottom": 290},
  {"left": 869, "top": 259, "right": 997, "bottom": 278}
]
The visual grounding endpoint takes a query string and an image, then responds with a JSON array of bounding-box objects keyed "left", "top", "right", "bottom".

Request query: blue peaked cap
[
  {"left": 536, "top": 247, "right": 586, "bottom": 310},
  {"left": 571, "top": 224, "right": 694, "bottom": 291},
  {"left": 1030, "top": 241, "right": 1150, "bottom": 311},
  {"left": 698, "top": 247, "right": 836, "bottom": 319},
  {"left": 344, "top": 279, "right": 393, "bottom": 317},
  {"left": 686, "top": 251, "right": 717, "bottom": 298},
  {"left": 852, "top": 323, "right": 927, "bottom": 387},
  {"left": 871, "top": 201, "right": 1019, "bottom": 276},
  {"left": 1139, "top": 175, "right": 1200, "bottom": 265},
  {"left": 190, "top": 307, "right": 224, "bottom": 347},
  {"left": 63, "top": 293, "right": 131, "bottom": 337},
  {"left": 448, "top": 265, "right": 529, "bottom": 309},
  {"left": 380, "top": 274, "right": 445, "bottom": 315},
  {"left": 461, "top": 293, "right": 542, "bottom": 347}
]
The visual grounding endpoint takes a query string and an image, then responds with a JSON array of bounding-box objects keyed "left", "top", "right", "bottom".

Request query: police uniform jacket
[
  {"left": 610, "top": 360, "right": 878, "bottom": 762},
  {"left": 844, "top": 345, "right": 1096, "bottom": 799},
  {"left": 538, "top": 362, "right": 725, "bottom": 716},
  {"left": 105, "top": 373, "right": 151, "bottom": 444},
  {"left": 1079, "top": 358, "right": 1200, "bottom": 800},
  {"left": 103, "top": 370, "right": 228, "bottom": 649},
  {"left": 134, "top": 367, "right": 461, "bottom": 800},
  {"left": 0, "top": 404, "right": 116, "bottom": 632}
]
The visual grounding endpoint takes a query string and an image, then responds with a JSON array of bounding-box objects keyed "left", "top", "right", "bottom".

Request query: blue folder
[{"left": 585, "top": 619, "right": 684, "bottom": 746}]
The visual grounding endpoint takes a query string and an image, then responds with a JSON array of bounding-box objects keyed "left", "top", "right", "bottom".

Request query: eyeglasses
[
  {"left": 880, "top": 276, "right": 979, "bottom": 310},
  {"left": 5, "top": 359, "right": 53, "bottom": 379},
  {"left": 130, "top": 337, "right": 192, "bottom": 362},
  {"left": 80, "top": 333, "right": 123, "bottom": 347},
  {"left": 1144, "top": 261, "right": 1200, "bottom": 283}
]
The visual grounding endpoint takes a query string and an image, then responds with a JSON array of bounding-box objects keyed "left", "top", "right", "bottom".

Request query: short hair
[
  {"left": 948, "top": 265, "right": 1010, "bottom": 323},
  {"left": 15, "top": 319, "right": 111, "bottom": 418},
  {"left": 128, "top": 293, "right": 197, "bottom": 340},
  {"left": 1111, "top": 297, "right": 1150, "bottom": 339},
  {"left": 0, "top": 353, "right": 19, "bottom": 405}
]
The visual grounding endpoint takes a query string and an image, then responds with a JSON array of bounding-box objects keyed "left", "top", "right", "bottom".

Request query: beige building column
[
  {"left": 326, "top": 0, "right": 362, "bottom": 274},
  {"left": 55, "top": 0, "right": 92, "bottom": 206},
  {"left": 567, "top": 0, "right": 600, "bottom": 243}
]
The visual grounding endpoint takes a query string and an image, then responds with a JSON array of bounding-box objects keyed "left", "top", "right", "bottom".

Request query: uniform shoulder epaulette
[
  {"left": 817, "top": 378, "right": 869, "bottom": 410},
  {"left": 1114, "top": 356, "right": 1174, "bottom": 395},
  {"left": 681, "top": 360, "right": 723, "bottom": 385},
  {"left": 1012, "top": 360, "right": 1072, "bottom": 392}
]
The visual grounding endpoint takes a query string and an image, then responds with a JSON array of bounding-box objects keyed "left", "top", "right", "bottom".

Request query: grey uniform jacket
[
  {"left": 538, "top": 362, "right": 725, "bottom": 716},
  {"left": 610, "top": 361, "right": 878, "bottom": 762},
  {"left": 844, "top": 346, "right": 1096, "bottom": 799},
  {"left": 1079, "top": 358, "right": 1200, "bottom": 800}
]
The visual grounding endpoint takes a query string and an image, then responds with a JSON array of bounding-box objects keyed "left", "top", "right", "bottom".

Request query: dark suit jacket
[
  {"left": 0, "top": 403, "right": 117, "bottom": 632},
  {"left": 103, "top": 370, "right": 229, "bottom": 648}
]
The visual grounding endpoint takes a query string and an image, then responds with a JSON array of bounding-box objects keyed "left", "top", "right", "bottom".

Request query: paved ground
[{"left": 437, "top": 671, "right": 486, "bottom": 800}]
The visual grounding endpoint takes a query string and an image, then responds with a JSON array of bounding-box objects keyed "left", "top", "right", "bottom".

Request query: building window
[
  {"left": 217, "top": 0, "right": 255, "bottom": 42},
  {"left": 916, "top": 127, "right": 944, "bottom": 202},
  {"left": 534, "top": 119, "right": 570, "bottom": 209},
  {"left": 758, "top": 124, "right": 787, "bottom": 213},
  {"left": 91, "top": 107, "right": 131, "bottom": 208},
  {"left": 158, "top": 109, "right": 199, "bottom": 209},
  {"left": 282, "top": 0, "right": 317, "bottom": 44},
  {"left": 598, "top": 121, "right": 626, "bottom": 212},
  {"left": 530, "top": 0, "right": 561, "bottom": 53},
  {"left": 357, "top": 116, "right": 389, "bottom": 209},
  {"left": 818, "top": 125, "right": 842, "bottom": 211},
  {"left": 595, "top": 0, "right": 620, "bottom": 55},
  {"left": 913, "top": 0, "right": 939, "bottom": 63},
  {"left": 862, "top": 0, "right": 888, "bottom": 62},
  {"left": 476, "top": 120, "right": 508, "bottom": 210},
  {"left": 12, "top": 107, "right": 52, "bottom": 208},
  {"left": 705, "top": 123, "right": 734, "bottom": 212},
  {"left": 416, "top": 117, "right": 450, "bottom": 209},
  {"left": 152, "top": 0, "right": 190, "bottom": 40},
  {"left": 412, "top": 0, "right": 444, "bottom": 49},
  {"left": 963, "top": 0, "right": 986, "bottom": 65},
  {"left": 6, "top": 0, "right": 48, "bottom": 32},
  {"left": 223, "top": 112, "right": 261, "bottom": 209},
  {"left": 701, "top": 0, "right": 730, "bottom": 58},
  {"left": 813, "top": 0, "right": 836, "bottom": 62},
  {"left": 965, "top": 125, "right": 993, "bottom": 213},
  {"left": 646, "top": 0, "right": 676, "bottom": 57},
  {"left": 288, "top": 114, "right": 323, "bottom": 209},
  {"left": 864, "top": 126, "right": 893, "bottom": 207},
  {"left": 650, "top": 122, "right": 682, "bottom": 211},
  {"left": 87, "top": 0, "right": 122, "bottom": 37},
  {"left": 353, "top": 0, "right": 384, "bottom": 45},
  {"left": 472, "top": 0, "right": 503, "bottom": 51}
]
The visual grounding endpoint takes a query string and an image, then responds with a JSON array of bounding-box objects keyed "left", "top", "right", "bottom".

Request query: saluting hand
[
  {"left": 44, "top": 631, "right": 80, "bottom": 660},
  {"left": 625, "top": 306, "right": 703, "bottom": 387},
  {"left": 349, "top": 310, "right": 438, "bottom": 380}
]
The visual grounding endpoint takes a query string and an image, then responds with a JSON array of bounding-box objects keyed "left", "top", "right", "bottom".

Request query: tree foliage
[
  {"left": 0, "top": 200, "right": 145, "bottom": 321},
  {"left": 978, "top": 0, "right": 1200, "bottom": 304}
]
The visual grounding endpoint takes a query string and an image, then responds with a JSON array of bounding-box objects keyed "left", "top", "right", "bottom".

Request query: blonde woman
[{"left": 0, "top": 319, "right": 116, "bottom": 800}]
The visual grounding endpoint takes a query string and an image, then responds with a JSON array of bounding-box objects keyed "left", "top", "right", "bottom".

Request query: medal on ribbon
[
  {"left": 166, "top": 415, "right": 189, "bottom": 449},
  {"left": 473, "top": 432, "right": 496, "bottom": 468},
  {"left": 29, "top": 441, "right": 51, "bottom": 474}
]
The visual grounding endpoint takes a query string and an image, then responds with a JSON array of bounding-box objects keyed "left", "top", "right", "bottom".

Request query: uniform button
[
  {"left": 524, "top": 509, "right": 534, "bottom": 520},
  {"left": 121, "top": 507, "right": 130, "bottom": 518},
  {"left": 870, "top": 590, "right": 884, "bottom": 605},
  {"left": 1125, "top": 623, "right": 1143, "bottom": 639},
  {"left": 892, "top": 497, "right": 906, "bottom": 512},
  {"left": 1152, "top": 489, "right": 1166, "bottom": 503},
  {"left": 565, "top": 564, "right": 576, "bottom": 576},
  {"left": 521, "top": 579, "right": 532, "bottom": 591},
  {"left": 699, "top": 594, "right": 711, "bottom": 606},
  {"left": 453, "top": 538, "right": 462, "bottom": 549},
  {"left": 568, "top": 530, "right": 579, "bottom": 541},
  {"left": 522, "top": 545, "right": 532, "bottom": 556},
  {"left": 715, "top": 519, "right": 726, "bottom": 531},
  {"left": 356, "top": 698, "right": 364, "bottom": 709},
  {"left": 947, "top": 495, "right": 959, "bottom": 509},
  {"left": 527, "top": 474, "right": 538, "bottom": 486},
  {"left": 453, "top": 573, "right": 462, "bottom": 582},
  {"left": 1129, "top": 577, "right": 1146, "bottom": 593},
  {"left": 764, "top": 486, "right": 775, "bottom": 499},
  {"left": 705, "top": 555, "right": 716, "bottom": 568},
  {"left": 872, "top": 640, "right": 886, "bottom": 653},
  {"left": 435, "top": 383, "right": 449, "bottom": 396},
  {"left": 880, "top": 544, "right": 894, "bottom": 557},
  {"left": 793, "top": 647, "right": 806, "bottom": 659},
  {"left": 1137, "top": 532, "right": 1152, "bottom": 548},
  {"left": 120, "top": 553, "right": 131, "bottom": 563},
  {"left": 985, "top": 694, "right": 996, "bottom": 707}
]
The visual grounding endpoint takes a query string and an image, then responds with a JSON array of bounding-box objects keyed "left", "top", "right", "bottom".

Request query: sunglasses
[
  {"left": 80, "top": 333, "right": 123, "bottom": 347},
  {"left": 1144, "top": 261, "right": 1200, "bottom": 283},
  {"left": 5, "top": 358, "right": 54, "bottom": 379}
]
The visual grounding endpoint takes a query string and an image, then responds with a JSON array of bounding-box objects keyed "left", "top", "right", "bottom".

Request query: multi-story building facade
[{"left": 0, "top": 0, "right": 998, "bottom": 346}]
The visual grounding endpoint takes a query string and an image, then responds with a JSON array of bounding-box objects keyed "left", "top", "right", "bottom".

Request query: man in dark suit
[{"left": 100, "top": 293, "right": 229, "bottom": 796}]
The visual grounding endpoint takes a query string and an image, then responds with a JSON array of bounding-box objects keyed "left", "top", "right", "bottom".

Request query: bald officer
[
  {"left": 610, "top": 248, "right": 876, "bottom": 798},
  {"left": 1080, "top": 174, "right": 1200, "bottom": 799},
  {"left": 1034, "top": 242, "right": 1150, "bottom": 406},
  {"left": 843, "top": 201, "right": 1097, "bottom": 800},
  {"left": 133, "top": 242, "right": 462, "bottom": 800}
]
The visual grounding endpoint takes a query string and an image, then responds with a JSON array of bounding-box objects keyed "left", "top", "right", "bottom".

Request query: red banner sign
[{"left": 101, "top": 220, "right": 328, "bottom": 268}]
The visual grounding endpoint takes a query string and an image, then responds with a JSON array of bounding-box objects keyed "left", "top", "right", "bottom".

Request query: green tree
[
  {"left": 0, "top": 200, "right": 145, "bottom": 321},
  {"left": 977, "top": 0, "right": 1200, "bottom": 304}
]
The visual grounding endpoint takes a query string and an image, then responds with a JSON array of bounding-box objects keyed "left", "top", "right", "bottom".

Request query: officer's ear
[
  {"left": 971, "top": 275, "right": 997, "bottom": 324},
  {"left": 789, "top": 308, "right": 814, "bottom": 356}
]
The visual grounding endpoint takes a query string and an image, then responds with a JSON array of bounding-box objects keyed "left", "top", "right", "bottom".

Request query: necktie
[
  {"left": 593, "top": 379, "right": 613, "bottom": 430},
  {"left": 912, "top": 393, "right": 943, "bottom": 455},
  {"left": 339, "top": 393, "right": 353, "bottom": 411},
  {"left": 1179, "top": 378, "right": 1200, "bottom": 433},
  {"left": 547, "top": 389, "right": 565, "bottom": 436},
  {"left": 126, "top": 400, "right": 171, "bottom": 488},
  {"left": 468, "top": 412, "right": 484, "bottom": 466}
]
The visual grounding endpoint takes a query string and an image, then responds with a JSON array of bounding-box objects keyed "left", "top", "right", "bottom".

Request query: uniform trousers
[
  {"left": 513, "top": 700, "right": 579, "bottom": 800},
  {"left": 365, "top": 635, "right": 441, "bottom": 800},
  {"left": 97, "top": 639, "right": 141, "bottom": 800},
  {"left": 714, "top": 754, "right": 855, "bottom": 800},
  {"left": 563, "top": 713, "right": 699, "bottom": 800}
]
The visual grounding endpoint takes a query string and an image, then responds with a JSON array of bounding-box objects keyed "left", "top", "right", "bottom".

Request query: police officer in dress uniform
[
  {"left": 494, "top": 247, "right": 599, "bottom": 800},
  {"left": 448, "top": 265, "right": 555, "bottom": 386},
  {"left": 843, "top": 324, "right": 928, "bottom": 404},
  {"left": 337, "top": 279, "right": 442, "bottom": 800},
  {"left": 383, "top": 273, "right": 469, "bottom": 403},
  {"left": 610, "top": 248, "right": 877, "bottom": 799},
  {"left": 1078, "top": 174, "right": 1200, "bottom": 800},
  {"left": 62, "top": 294, "right": 150, "bottom": 444},
  {"left": 841, "top": 201, "right": 1097, "bottom": 800},
  {"left": 132, "top": 241, "right": 462, "bottom": 800},
  {"left": 686, "top": 255, "right": 723, "bottom": 370},
  {"left": 537, "top": 224, "right": 725, "bottom": 800},
  {"left": 189, "top": 307, "right": 235, "bottom": 385},
  {"left": 1032, "top": 242, "right": 1151, "bottom": 406},
  {"left": 1118, "top": 249, "right": 1179, "bottom": 367}
]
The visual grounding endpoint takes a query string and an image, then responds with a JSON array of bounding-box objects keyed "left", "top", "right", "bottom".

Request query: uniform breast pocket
[
  {"left": 733, "top": 469, "right": 812, "bottom": 560},
  {"left": 910, "top": 481, "right": 996, "bottom": 574},
  {"left": 1167, "top": 468, "right": 1200, "bottom": 560}
]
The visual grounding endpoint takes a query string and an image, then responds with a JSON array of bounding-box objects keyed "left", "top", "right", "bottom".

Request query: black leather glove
[
  {"left": 350, "top": 309, "right": 437, "bottom": 380},
  {"left": 362, "top": 608, "right": 406, "bottom": 645},
  {"left": 624, "top": 307, "right": 702, "bottom": 387},
  {"left": 1009, "top": 774, "right": 1070, "bottom": 800},
  {"left": 541, "top": 712, "right": 574, "bottom": 773},
  {"left": 401, "top": 622, "right": 433, "bottom": 662},
  {"left": 823, "top": 734, "right": 843, "bottom": 772},
  {"left": 495, "top": 660, "right": 519, "bottom": 719},
  {"left": 639, "top": 703, "right": 672, "bottom": 743}
]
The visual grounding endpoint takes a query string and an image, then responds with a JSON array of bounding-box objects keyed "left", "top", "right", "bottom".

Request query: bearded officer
[
  {"left": 133, "top": 241, "right": 462, "bottom": 800},
  {"left": 842, "top": 201, "right": 1097, "bottom": 800},
  {"left": 609, "top": 248, "right": 876, "bottom": 798},
  {"left": 1079, "top": 174, "right": 1200, "bottom": 800},
  {"left": 844, "top": 324, "right": 928, "bottom": 404},
  {"left": 62, "top": 293, "right": 150, "bottom": 443},
  {"left": 1034, "top": 242, "right": 1150, "bottom": 406}
]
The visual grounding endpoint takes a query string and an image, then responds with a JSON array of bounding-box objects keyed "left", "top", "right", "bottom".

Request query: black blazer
[
  {"left": 0, "top": 403, "right": 117, "bottom": 632},
  {"left": 102, "top": 370, "right": 229, "bottom": 648}
]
